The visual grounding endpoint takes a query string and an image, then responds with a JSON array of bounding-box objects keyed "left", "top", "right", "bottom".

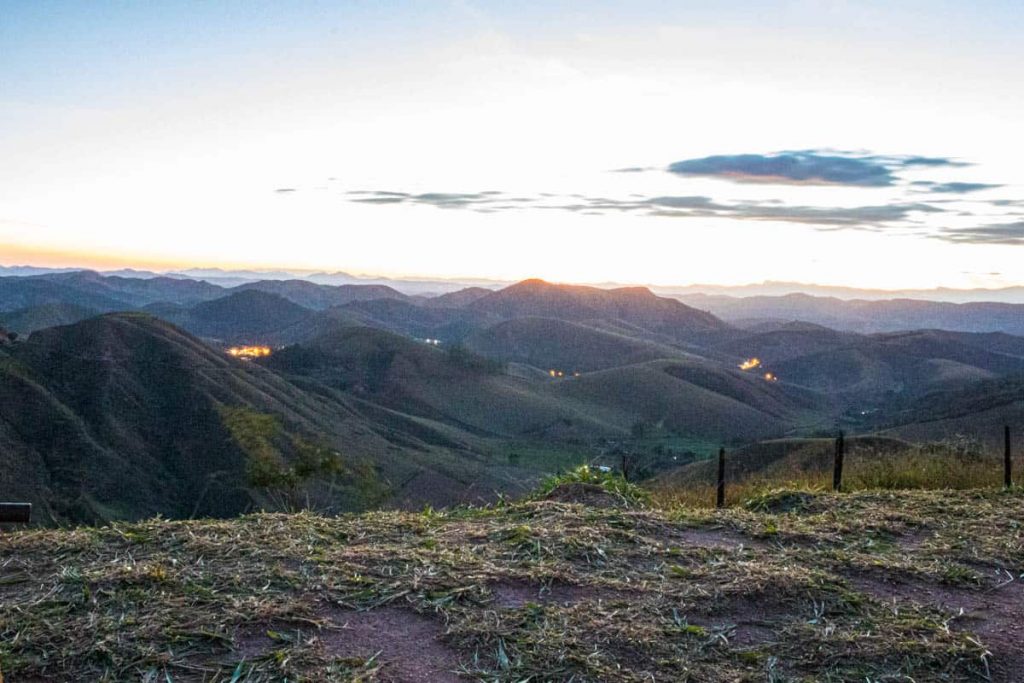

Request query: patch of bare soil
[
  {"left": 488, "top": 580, "right": 629, "bottom": 609},
  {"left": 686, "top": 596, "right": 797, "bottom": 648},
  {"left": 850, "top": 571, "right": 1024, "bottom": 682},
  {"left": 669, "top": 527, "right": 768, "bottom": 551},
  {"left": 544, "top": 482, "right": 622, "bottom": 508},
  {"left": 232, "top": 604, "right": 463, "bottom": 683},
  {"left": 892, "top": 528, "right": 932, "bottom": 551}
]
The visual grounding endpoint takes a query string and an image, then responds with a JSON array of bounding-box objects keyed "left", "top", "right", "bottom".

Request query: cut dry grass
[{"left": 2, "top": 487, "right": 1023, "bottom": 681}]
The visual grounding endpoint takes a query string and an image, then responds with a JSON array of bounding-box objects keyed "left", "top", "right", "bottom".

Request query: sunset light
[
  {"left": 5, "top": 4, "right": 1024, "bottom": 678},
  {"left": 2, "top": 3, "right": 1022, "bottom": 290}
]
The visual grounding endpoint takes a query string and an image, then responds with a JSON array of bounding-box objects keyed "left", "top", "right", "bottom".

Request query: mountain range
[{"left": 2, "top": 270, "right": 1022, "bottom": 525}]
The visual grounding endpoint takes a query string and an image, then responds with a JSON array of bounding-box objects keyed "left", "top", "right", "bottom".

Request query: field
[{"left": 2, "top": 480, "right": 1022, "bottom": 681}]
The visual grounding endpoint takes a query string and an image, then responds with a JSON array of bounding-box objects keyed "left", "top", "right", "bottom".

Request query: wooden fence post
[
  {"left": 716, "top": 447, "right": 726, "bottom": 509},
  {"left": 833, "top": 431, "right": 845, "bottom": 492},
  {"left": 1005, "top": 425, "right": 1012, "bottom": 489},
  {"left": 621, "top": 453, "right": 629, "bottom": 482}
]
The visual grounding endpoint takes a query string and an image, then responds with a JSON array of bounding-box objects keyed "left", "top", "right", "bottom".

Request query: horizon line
[{"left": 3, "top": 260, "right": 1024, "bottom": 296}]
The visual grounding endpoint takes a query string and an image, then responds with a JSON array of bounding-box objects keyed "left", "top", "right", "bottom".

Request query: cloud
[
  {"left": 665, "top": 151, "right": 965, "bottom": 187},
  {"left": 934, "top": 221, "right": 1024, "bottom": 245},
  {"left": 347, "top": 191, "right": 505, "bottom": 209},
  {"left": 911, "top": 181, "right": 1003, "bottom": 194},
  {"left": 640, "top": 199, "right": 941, "bottom": 228},
  {"left": 609, "top": 166, "right": 653, "bottom": 173},
  {"left": 345, "top": 187, "right": 947, "bottom": 230},
  {"left": 274, "top": 188, "right": 297, "bottom": 193},
  {"left": 727, "top": 202, "right": 941, "bottom": 227},
  {"left": 539, "top": 194, "right": 941, "bottom": 228}
]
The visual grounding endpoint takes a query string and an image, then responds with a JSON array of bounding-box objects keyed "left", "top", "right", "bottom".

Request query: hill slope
[
  {"left": 463, "top": 316, "right": 697, "bottom": 372},
  {"left": 233, "top": 279, "right": 410, "bottom": 309},
  {"left": 0, "top": 302, "right": 98, "bottom": 335},
  {"left": 682, "top": 292, "right": 1024, "bottom": 335},
  {"left": 0, "top": 315, "right": 548, "bottom": 524},
  {"left": 469, "top": 279, "right": 729, "bottom": 340}
]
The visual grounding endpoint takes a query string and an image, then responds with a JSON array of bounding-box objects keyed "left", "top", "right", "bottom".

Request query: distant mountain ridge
[
  {"left": 468, "top": 279, "right": 729, "bottom": 340},
  {"left": 681, "top": 292, "right": 1024, "bottom": 335},
  {"left": 8, "top": 264, "right": 1024, "bottom": 302},
  {"left": 4, "top": 269, "right": 1024, "bottom": 529}
]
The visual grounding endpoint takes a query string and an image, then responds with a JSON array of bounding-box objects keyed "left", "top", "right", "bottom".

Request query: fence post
[
  {"left": 621, "top": 453, "right": 629, "bottom": 482},
  {"left": 833, "top": 431, "right": 845, "bottom": 492},
  {"left": 716, "top": 447, "right": 726, "bottom": 509},
  {"left": 1005, "top": 425, "right": 1012, "bottom": 489}
]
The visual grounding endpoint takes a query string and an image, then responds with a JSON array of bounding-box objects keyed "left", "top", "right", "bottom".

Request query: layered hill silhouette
[
  {"left": 0, "top": 315, "right": 547, "bottom": 524},
  {"left": 3, "top": 271, "right": 1024, "bottom": 525},
  {"left": 463, "top": 317, "right": 697, "bottom": 371},
  {"left": 468, "top": 279, "right": 728, "bottom": 340},
  {"left": 683, "top": 292, "right": 1024, "bottom": 335}
]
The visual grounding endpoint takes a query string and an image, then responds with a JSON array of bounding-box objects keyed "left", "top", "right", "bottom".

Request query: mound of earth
[{"left": 543, "top": 482, "right": 625, "bottom": 507}]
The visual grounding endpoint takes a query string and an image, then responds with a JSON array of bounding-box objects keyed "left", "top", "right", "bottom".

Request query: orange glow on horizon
[{"left": 739, "top": 357, "right": 761, "bottom": 371}]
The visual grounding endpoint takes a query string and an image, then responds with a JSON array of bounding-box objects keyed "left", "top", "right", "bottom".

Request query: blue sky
[{"left": 2, "top": 1, "right": 1023, "bottom": 288}]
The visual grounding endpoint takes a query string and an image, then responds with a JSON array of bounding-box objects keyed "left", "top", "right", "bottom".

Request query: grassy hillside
[
  {"left": 331, "top": 298, "right": 496, "bottom": 343},
  {"left": 547, "top": 360, "right": 829, "bottom": 442},
  {"left": 265, "top": 326, "right": 615, "bottom": 440},
  {"left": 650, "top": 433, "right": 1019, "bottom": 511},
  {"left": 0, "top": 313, "right": 386, "bottom": 523},
  {"left": 265, "top": 326, "right": 830, "bottom": 452},
  {"left": 710, "top": 324, "right": 861, "bottom": 364},
  {"left": 0, "top": 302, "right": 99, "bottom": 335},
  {"left": 1, "top": 487, "right": 1021, "bottom": 681},
  {"left": 468, "top": 279, "right": 729, "bottom": 339},
  {"left": 0, "top": 315, "right": 562, "bottom": 525},
  {"left": 234, "top": 279, "right": 410, "bottom": 309},
  {"left": 876, "top": 376, "right": 1024, "bottom": 448},
  {"left": 464, "top": 316, "right": 698, "bottom": 372},
  {"left": 770, "top": 331, "right": 1024, "bottom": 400},
  {"left": 168, "top": 290, "right": 317, "bottom": 343},
  {"left": 680, "top": 292, "right": 1024, "bottom": 335}
]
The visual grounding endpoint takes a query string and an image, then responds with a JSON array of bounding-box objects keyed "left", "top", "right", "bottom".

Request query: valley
[{"left": 2, "top": 271, "right": 1021, "bottom": 525}]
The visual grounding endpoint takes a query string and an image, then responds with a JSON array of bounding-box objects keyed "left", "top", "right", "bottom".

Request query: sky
[{"left": 2, "top": 0, "right": 1023, "bottom": 289}]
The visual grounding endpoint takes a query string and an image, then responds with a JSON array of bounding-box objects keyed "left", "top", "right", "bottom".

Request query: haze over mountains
[
  {"left": 2, "top": 268, "right": 1022, "bottom": 525},
  {"left": 7, "top": 263, "right": 1024, "bottom": 302}
]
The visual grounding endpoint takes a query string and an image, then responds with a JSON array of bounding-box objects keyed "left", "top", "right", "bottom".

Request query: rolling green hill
[
  {"left": 0, "top": 315, "right": 556, "bottom": 525},
  {"left": 0, "top": 302, "right": 98, "bottom": 335},
  {"left": 233, "top": 279, "right": 410, "bottom": 309},
  {"left": 547, "top": 359, "right": 828, "bottom": 442},
  {"left": 265, "top": 326, "right": 614, "bottom": 440},
  {"left": 771, "top": 330, "right": 1024, "bottom": 399},
  {"left": 330, "top": 297, "right": 497, "bottom": 343},
  {"left": 463, "top": 316, "right": 699, "bottom": 372},
  {"left": 875, "top": 375, "right": 1024, "bottom": 447},
  {"left": 467, "top": 279, "right": 729, "bottom": 340},
  {"left": 6, "top": 274, "right": 1024, "bottom": 529}
]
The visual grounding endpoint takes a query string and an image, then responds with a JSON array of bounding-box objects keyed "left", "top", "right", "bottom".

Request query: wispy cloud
[
  {"left": 911, "top": 181, "right": 1003, "bottom": 194},
  {"left": 570, "top": 196, "right": 941, "bottom": 229},
  {"left": 344, "top": 189, "right": 943, "bottom": 229},
  {"left": 347, "top": 191, "right": 504, "bottom": 208},
  {"left": 665, "top": 150, "right": 966, "bottom": 187},
  {"left": 935, "top": 221, "right": 1024, "bottom": 245},
  {"left": 332, "top": 150, "right": 1017, "bottom": 241}
]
